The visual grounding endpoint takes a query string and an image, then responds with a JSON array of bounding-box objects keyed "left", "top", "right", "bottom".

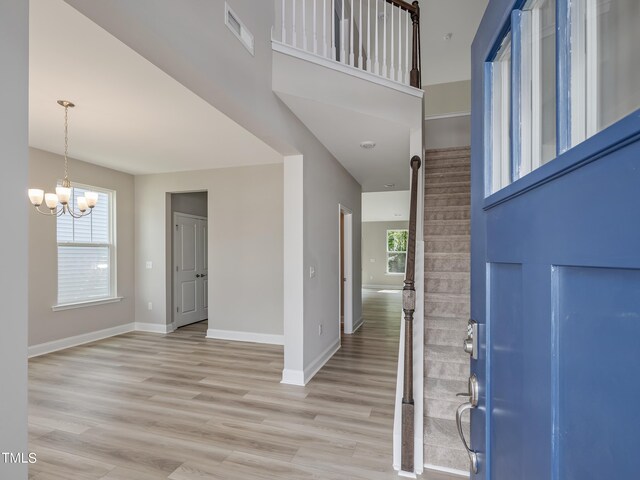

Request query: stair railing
[
  {"left": 401, "top": 155, "right": 421, "bottom": 472},
  {"left": 275, "top": 0, "right": 421, "bottom": 88}
]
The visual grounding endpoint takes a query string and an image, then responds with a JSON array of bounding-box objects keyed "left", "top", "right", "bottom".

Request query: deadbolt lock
[{"left": 463, "top": 319, "right": 478, "bottom": 360}]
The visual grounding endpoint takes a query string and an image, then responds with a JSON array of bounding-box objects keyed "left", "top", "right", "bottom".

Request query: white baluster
[
  {"left": 302, "top": 0, "right": 307, "bottom": 50},
  {"left": 332, "top": 0, "right": 336, "bottom": 59},
  {"left": 382, "top": 1, "right": 387, "bottom": 77},
  {"left": 367, "top": 0, "right": 372, "bottom": 71},
  {"left": 358, "top": 0, "right": 363, "bottom": 68},
  {"left": 349, "top": 0, "right": 355, "bottom": 66},
  {"left": 341, "top": 0, "right": 346, "bottom": 62},
  {"left": 292, "top": 0, "right": 297, "bottom": 47},
  {"left": 390, "top": 4, "right": 394, "bottom": 80},
  {"left": 323, "top": 0, "right": 328, "bottom": 57},
  {"left": 396, "top": 7, "right": 401, "bottom": 82},
  {"left": 281, "top": 0, "right": 286, "bottom": 44},
  {"left": 313, "top": 0, "right": 318, "bottom": 53},
  {"left": 405, "top": 10, "right": 409, "bottom": 84},
  {"left": 375, "top": 0, "right": 379, "bottom": 74}
]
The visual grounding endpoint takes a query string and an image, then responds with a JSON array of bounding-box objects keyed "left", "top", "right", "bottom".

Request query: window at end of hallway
[
  {"left": 56, "top": 184, "right": 116, "bottom": 307},
  {"left": 386, "top": 229, "right": 408, "bottom": 275}
]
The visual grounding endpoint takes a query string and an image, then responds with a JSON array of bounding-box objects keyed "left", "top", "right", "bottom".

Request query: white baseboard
[
  {"left": 304, "top": 339, "right": 340, "bottom": 383},
  {"left": 352, "top": 316, "right": 364, "bottom": 332},
  {"left": 281, "top": 368, "right": 306, "bottom": 386},
  {"left": 363, "top": 284, "right": 402, "bottom": 290},
  {"left": 206, "top": 329, "right": 284, "bottom": 345},
  {"left": 281, "top": 338, "right": 341, "bottom": 386},
  {"left": 398, "top": 471, "right": 417, "bottom": 478},
  {"left": 29, "top": 323, "right": 135, "bottom": 358},
  {"left": 424, "top": 464, "right": 470, "bottom": 478},
  {"left": 135, "top": 322, "right": 176, "bottom": 334}
]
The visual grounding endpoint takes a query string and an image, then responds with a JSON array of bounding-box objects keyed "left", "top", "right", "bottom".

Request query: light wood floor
[{"left": 28, "top": 289, "right": 460, "bottom": 480}]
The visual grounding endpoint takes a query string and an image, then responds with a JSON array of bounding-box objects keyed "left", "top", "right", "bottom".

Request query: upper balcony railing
[{"left": 274, "top": 0, "right": 421, "bottom": 88}]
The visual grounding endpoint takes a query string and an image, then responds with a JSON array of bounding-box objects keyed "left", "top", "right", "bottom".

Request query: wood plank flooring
[{"left": 28, "top": 289, "right": 459, "bottom": 479}]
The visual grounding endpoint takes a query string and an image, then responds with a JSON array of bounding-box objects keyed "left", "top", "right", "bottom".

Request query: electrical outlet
[
  {"left": 309, "top": 266, "right": 316, "bottom": 278},
  {"left": 318, "top": 324, "right": 323, "bottom": 335},
  {"left": 147, "top": 302, "right": 153, "bottom": 310}
]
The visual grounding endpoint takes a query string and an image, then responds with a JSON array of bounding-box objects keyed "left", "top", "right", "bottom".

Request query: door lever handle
[
  {"left": 456, "top": 402, "right": 479, "bottom": 474},
  {"left": 455, "top": 374, "right": 479, "bottom": 474},
  {"left": 195, "top": 274, "right": 201, "bottom": 278}
]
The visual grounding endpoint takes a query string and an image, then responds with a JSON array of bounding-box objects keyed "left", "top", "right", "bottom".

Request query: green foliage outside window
[{"left": 387, "top": 229, "right": 408, "bottom": 274}]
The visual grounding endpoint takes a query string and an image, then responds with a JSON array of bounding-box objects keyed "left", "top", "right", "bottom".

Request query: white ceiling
[
  {"left": 28, "top": 0, "right": 282, "bottom": 175},
  {"left": 362, "top": 191, "right": 411, "bottom": 222},
  {"left": 273, "top": 50, "right": 423, "bottom": 192},
  {"left": 420, "top": 0, "right": 489, "bottom": 86}
]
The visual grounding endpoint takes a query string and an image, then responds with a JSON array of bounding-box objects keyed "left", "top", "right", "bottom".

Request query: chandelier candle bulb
[
  {"left": 28, "top": 189, "right": 44, "bottom": 206},
  {"left": 55, "top": 186, "right": 71, "bottom": 205},
  {"left": 28, "top": 100, "right": 98, "bottom": 218},
  {"left": 45, "top": 193, "right": 59, "bottom": 209},
  {"left": 85, "top": 192, "right": 98, "bottom": 208},
  {"left": 77, "top": 197, "right": 88, "bottom": 212}
]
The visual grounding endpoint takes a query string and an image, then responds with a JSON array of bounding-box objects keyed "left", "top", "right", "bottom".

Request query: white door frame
[
  {"left": 173, "top": 211, "right": 208, "bottom": 329},
  {"left": 339, "top": 204, "right": 354, "bottom": 335}
]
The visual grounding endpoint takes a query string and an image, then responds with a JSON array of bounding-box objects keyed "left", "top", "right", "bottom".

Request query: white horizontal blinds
[
  {"left": 57, "top": 185, "right": 113, "bottom": 304},
  {"left": 58, "top": 246, "right": 111, "bottom": 304}
]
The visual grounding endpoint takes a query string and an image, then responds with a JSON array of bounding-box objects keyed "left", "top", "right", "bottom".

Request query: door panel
[
  {"left": 174, "top": 214, "right": 208, "bottom": 328},
  {"left": 181, "top": 281, "right": 197, "bottom": 313},
  {"left": 556, "top": 266, "right": 640, "bottom": 480},
  {"left": 488, "top": 263, "right": 524, "bottom": 479}
]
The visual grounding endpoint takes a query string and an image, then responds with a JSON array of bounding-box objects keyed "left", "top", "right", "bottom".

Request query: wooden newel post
[
  {"left": 401, "top": 155, "right": 421, "bottom": 472},
  {"left": 409, "top": 1, "right": 421, "bottom": 88}
]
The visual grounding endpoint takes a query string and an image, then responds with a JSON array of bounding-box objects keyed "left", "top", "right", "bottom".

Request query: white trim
[
  {"left": 424, "top": 464, "right": 470, "bottom": 478},
  {"left": 339, "top": 204, "right": 354, "bottom": 335},
  {"left": 28, "top": 322, "right": 135, "bottom": 358},
  {"left": 206, "top": 329, "right": 284, "bottom": 345},
  {"left": 281, "top": 368, "right": 306, "bottom": 386},
  {"left": 272, "top": 41, "right": 423, "bottom": 98},
  {"left": 135, "top": 322, "right": 176, "bottom": 334},
  {"left": 397, "top": 471, "right": 417, "bottom": 478},
  {"left": 352, "top": 316, "right": 364, "bottom": 333},
  {"left": 52, "top": 296, "right": 123, "bottom": 312},
  {"left": 304, "top": 339, "right": 340, "bottom": 383},
  {"left": 363, "top": 284, "right": 402, "bottom": 290},
  {"left": 424, "top": 111, "right": 471, "bottom": 121}
]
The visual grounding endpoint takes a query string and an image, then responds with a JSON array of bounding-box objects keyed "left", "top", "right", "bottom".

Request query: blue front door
[{"left": 469, "top": 0, "right": 640, "bottom": 478}]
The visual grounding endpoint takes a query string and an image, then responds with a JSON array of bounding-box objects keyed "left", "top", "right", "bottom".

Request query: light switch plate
[
  {"left": 146, "top": 261, "right": 153, "bottom": 269},
  {"left": 309, "top": 266, "right": 316, "bottom": 278}
]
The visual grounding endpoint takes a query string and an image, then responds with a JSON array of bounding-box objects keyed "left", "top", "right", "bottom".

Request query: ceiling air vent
[{"left": 225, "top": 3, "right": 254, "bottom": 56}]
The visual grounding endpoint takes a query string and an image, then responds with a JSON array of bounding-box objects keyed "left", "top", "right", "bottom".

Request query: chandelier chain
[{"left": 64, "top": 105, "right": 69, "bottom": 181}]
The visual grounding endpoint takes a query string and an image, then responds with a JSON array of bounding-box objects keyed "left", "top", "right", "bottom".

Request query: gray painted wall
[
  {"left": 28, "top": 148, "right": 136, "bottom": 346},
  {"left": 425, "top": 115, "right": 471, "bottom": 150},
  {"left": 135, "top": 164, "right": 284, "bottom": 336},
  {"left": 362, "top": 221, "right": 409, "bottom": 288},
  {"left": 64, "top": 0, "right": 362, "bottom": 379},
  {"left": 171, "top": 191, "right": 208, "bottom": 218},
  {"left": 0, "top": 1, "right": 28, "bottom": 477}
]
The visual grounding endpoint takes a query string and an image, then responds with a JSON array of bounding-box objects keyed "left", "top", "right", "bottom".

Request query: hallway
[{"left": 28, "top": 290, "right": 412, "bottom": 479}]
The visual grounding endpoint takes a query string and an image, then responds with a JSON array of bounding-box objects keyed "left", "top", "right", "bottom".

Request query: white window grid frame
[{"left": 56, "top": 181, "right": 117, "bottom": 305}]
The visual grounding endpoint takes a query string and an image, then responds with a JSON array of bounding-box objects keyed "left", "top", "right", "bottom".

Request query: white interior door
[{"left": 174, "top": 213, "right": 208, "bottom": 328}]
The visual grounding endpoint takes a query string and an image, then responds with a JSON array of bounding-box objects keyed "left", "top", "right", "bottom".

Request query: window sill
[
  {"left": 52, "top": 297, "right": 123, "bottom": 312},
  {"left": 385, "top": 273, "right": 405, "bottom": 276}
]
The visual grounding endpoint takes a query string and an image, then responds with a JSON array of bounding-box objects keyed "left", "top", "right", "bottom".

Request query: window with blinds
[{"left": 57, "top": 184, "right": 115, "bottom": 305}]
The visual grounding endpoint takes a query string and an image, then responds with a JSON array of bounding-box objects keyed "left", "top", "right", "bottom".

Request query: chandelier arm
[
  {"left": 67, "top": 208, "right": 90, "bottom": 219},
  {"left": 34, "top": 205, "right": 60, "bottom": 216}
]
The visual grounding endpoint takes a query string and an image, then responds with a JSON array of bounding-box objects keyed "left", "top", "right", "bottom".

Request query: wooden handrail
[
  {"left": 384, "top": 0, "right": 418, "bottom": 14},
  {"left": 401, "top": 155, "right": 421, "bottom": 472}
]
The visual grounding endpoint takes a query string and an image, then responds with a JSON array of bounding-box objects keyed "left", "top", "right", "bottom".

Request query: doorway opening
[
  {"left": 170, "top": 192, "right": 208, "bottom": 332},
  {"left": 339, "top": 204, "right": 353, "bottom": 337}
]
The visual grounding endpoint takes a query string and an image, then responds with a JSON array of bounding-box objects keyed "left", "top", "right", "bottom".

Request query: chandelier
[{"left": 28, "top": 100, "right": 98, "bottom": 217}]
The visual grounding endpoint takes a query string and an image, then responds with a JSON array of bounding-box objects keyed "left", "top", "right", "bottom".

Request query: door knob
[
  {"left": 195, "top": 274, "right": 201, "bottom": 278},
  {"left": 456, "top": 374, "right": 479, "bottom": 474}
]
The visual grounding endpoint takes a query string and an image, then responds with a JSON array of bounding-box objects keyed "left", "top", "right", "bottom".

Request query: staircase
[{"left": 423, "top": 146, "right": 471, "bottom": 472}]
